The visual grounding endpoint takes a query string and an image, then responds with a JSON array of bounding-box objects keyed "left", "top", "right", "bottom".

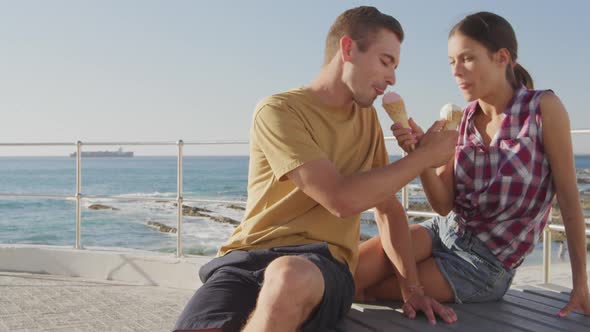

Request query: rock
[
  {"left": 173, "top": 203, "right": 212, "bottom": 213},
  {"left": 147, "top": 221, "right": 177, "bottom": 234},
  {"left": 174, "top": 203, "right": 241, "bottom": 226},
  {"left": 181, "top": 205, "right": 213, "bottom": 217},
  {"left": 88, "top": 204, "right": 119, "bottom": 211},
  {"left": 227, "top": 204, "right": 246, "bottom": 211},
  {"left": 209, "top": 215, "right": 241, "bottom": 226}
]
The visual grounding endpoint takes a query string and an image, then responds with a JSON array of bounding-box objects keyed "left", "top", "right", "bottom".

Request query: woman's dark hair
[{"left": 450, "top": 12, "right": 533, "bottom": 89}]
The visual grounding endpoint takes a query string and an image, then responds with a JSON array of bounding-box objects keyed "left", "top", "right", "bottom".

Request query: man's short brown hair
[{"left": 324, "top": 6, "right": 404, "bottom": 65}]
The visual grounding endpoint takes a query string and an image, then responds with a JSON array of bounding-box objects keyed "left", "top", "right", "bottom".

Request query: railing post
[
  {"left": 176, "top": 140, "right": 184, "bottom": 257},
  {"left": 75, "top": 140, "right": 82, "bottom": 249},
  {"left": 543, "top": 210, "right": 552, "bottom": 284},
  {"left": 401, "top": 151, "right": 409, "bottom": 210}
]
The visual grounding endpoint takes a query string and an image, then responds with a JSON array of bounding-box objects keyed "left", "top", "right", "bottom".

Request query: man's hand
[
  {"left": 402, "top": 292, "right": 458, "bottom": 325},
  {"left": 417, "top": 120, "right": 458, "bottom": 168}
]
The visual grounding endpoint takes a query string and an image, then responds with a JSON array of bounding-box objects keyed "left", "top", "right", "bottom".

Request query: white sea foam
[{"left": 83, "top": 193, "right": 246, "bottom": 249}]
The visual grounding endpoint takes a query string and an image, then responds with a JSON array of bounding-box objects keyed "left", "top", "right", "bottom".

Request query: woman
[{"left": 355, "top": 11, "right": 590, "bottom": 316}]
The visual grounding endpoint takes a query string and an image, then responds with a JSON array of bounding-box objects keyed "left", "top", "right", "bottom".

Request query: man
[{"left": 175, "top": 6, "right": 458, "bottom": 332}]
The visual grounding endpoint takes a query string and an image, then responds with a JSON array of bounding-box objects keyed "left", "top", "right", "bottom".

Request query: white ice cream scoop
[{"left": 439, "top": 103, "right": 463, "bottom": 130}]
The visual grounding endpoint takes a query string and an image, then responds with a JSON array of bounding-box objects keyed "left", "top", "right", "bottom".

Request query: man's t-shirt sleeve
[{"left": 252, "top": 103, "right": 328, "bottom": 181}]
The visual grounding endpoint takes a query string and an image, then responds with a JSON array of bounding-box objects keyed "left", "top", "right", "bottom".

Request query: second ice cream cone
[{"left": 439, "top": 103, "right": 463, "bottom": 130}]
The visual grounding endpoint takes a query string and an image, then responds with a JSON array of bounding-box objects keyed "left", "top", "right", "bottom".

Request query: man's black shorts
[{"left": 173, "top": 242, "right": 355, "bottom": 332}]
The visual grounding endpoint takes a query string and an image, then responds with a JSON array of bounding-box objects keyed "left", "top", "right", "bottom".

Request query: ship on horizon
[{"left": 69, "top": 147, "right": 134, "bottom": 158}]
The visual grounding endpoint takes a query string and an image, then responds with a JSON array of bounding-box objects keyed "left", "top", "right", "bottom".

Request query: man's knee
[{"left": 260, "top": 256, "right": 325, "bottom": 312}]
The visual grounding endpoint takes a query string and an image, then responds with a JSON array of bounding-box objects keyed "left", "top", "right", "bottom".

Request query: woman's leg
[
  {"left": 363, "top": 257, "right": 455, "bottom": 302},
  {"left": 354, "top": 224, "right": 434, "bottom": 300}
]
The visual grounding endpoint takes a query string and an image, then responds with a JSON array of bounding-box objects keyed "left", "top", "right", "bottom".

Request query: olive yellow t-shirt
[{"left": 218, "top": 87, "right": 390, "bottom": 273}]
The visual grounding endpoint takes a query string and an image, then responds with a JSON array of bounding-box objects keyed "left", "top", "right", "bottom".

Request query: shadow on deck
[{"left": 337, "top": 284, "right": 590, "bottom": 331}]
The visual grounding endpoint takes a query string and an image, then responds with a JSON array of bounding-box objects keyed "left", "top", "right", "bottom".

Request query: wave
[{"left": 117, "top": 192, "right": 177, "bottom": 198}]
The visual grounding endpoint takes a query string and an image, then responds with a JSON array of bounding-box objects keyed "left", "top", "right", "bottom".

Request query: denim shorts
[
  {"left": 173, "top": 242, "right": 354, "bottom": 332},
  {"left": 419, "top": 213, "right": 515, "bottom": 304}
]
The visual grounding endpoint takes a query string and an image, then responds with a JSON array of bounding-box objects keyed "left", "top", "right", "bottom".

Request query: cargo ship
[{"left": 69, "top": 147, "right": 133, "bottom": 157}]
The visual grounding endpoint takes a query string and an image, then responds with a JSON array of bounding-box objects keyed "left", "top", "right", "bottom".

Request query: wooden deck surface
[{"left": 337, "top": 284, "right": 590, "bottom": 331}]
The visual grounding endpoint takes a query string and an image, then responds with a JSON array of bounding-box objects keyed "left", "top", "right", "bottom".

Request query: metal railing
[
  {"left": 1, "top": 131, "right": 590, "bottom": 283},
  {"left": 0, "top": 140, "right": 249, "bottom": 257}
]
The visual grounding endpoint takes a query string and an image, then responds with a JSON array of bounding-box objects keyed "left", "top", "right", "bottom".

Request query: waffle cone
[
  {"left": 383, "top": 100, "right": 409, "bottom": 128},
  {"left": 443, "top": 111, "right": 463, "bottom": 130}
]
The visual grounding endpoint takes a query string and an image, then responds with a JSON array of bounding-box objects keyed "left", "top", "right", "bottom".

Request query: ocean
[{"left": 1, "top": 155, "right": 590, "bottom": 266}]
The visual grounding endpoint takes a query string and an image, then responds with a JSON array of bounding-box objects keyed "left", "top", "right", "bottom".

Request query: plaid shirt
[{"left": 453, "top": 87, "right": 555, "bottom": 269}]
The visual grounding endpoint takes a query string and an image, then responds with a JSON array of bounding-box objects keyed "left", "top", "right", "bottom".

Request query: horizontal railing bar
[
  {"left": 0, "top": 193, "right": 249, "bottom": 206},
  {"left": 1, "top": 192, "right": 588, "bottom": 227},
  {"left": 0, "top": 193, "right": 72, "bottom": 199},
  {"left": 184, "top": 141, "right": 248, "bottom": 146},
  {"left": 0, "top": 143, "right": 75, "bottom": 147},
  {"left": 2, "top": 196, "right": 589, "bottom": 233},
  {"left": 82, "top": 196, "right": 248, "bottom": 205},
  {"left": 81, "top": 195, "right": 248, "bottom": 206},
  {"left": 0, "top": 141, "right": 249, "bottom": 147},
  {"left": 82, "top": 195, "right": 173, "bottom": 202},
  {"left": 366, "top": 208, "right": 438, "bottom": 218},
  {"left": 0, "top": 192, "right": 436, "bottom": 217},
  {"left": 182, "top": 199, "right": 247, "bottom": 205},
  {"left": 407, "top": 211, "right": 439, "bottom": 217},
  {"left": 83, "top": 142, "right": 179, "bottom": 146},
  {"left": 84, "top": 141, "right": 249, "bottom": 146},
  {"left": 549, "top": 224, "right": 590, "bottom": 236}
]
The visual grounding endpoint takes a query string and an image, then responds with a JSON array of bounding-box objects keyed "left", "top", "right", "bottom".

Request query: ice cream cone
[
  {"left": 382, "top": 91, "right": 414, "bottom": 150},
  {"left": 439, "top": 103, "right": 463, "bottom": 130},
  {"left": 383, "top": 101, "right": 410, "bottom": 128}
]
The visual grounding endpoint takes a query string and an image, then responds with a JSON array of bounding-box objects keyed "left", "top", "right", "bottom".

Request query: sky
[{"left": 2, "top": 0, "right": 590, "bottom": 156}]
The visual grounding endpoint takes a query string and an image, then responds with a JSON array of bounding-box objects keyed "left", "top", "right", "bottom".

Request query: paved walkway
[
  {"left": 1, "top": 263, "right": 586, "bottom": 331},
  {"left": 0, "top": 272, "right": 194, "bottom": 332}
]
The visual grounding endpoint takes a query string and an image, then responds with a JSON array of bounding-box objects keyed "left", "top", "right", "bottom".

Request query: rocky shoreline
[{"left": 85, "top": 189, "right": 590, "bottom": 250}]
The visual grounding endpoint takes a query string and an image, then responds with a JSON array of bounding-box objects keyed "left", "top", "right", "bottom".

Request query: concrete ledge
[{"left": 0, "top": 244, "right": 210, "bottom": 289}]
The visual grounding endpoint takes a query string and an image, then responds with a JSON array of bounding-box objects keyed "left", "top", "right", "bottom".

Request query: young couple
[{"left": 174, "top": 6, "right": 590, "bottom": 332}]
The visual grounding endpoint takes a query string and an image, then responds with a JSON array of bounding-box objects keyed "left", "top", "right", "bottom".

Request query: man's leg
[
  {"left": 242, "top": 256, "right": 325, "bottom": 332},
  {"left": 173, "top": 251, "right": 261, "bottom": 332},
  {"left": 354, "top": 224, "right": 434, "bottom": 300}
]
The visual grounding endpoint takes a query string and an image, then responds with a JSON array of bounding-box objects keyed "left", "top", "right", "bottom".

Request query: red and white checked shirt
[{"left": 453, "top": 87, "right": 556, "bottom": 269}]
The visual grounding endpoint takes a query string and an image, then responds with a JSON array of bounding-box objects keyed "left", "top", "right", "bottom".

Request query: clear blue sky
[{"left": 2, "top": 0, "right": 589, "bottom": 156}]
